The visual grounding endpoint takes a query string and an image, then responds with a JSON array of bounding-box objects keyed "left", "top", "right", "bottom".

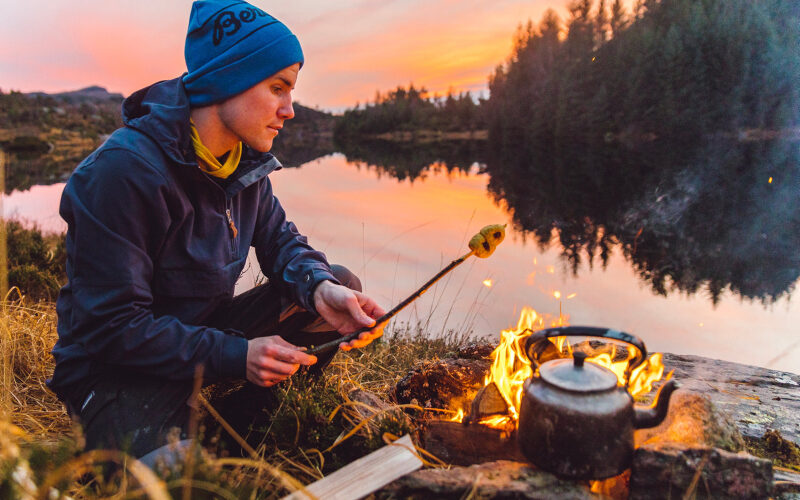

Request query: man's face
[{"left": 217, "top": 63, "right": 300, "bottom": 153}]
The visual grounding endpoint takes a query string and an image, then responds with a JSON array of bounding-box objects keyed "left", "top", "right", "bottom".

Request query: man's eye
[{"left": 272, "top": 86, "right": 283, "bottom": 94}]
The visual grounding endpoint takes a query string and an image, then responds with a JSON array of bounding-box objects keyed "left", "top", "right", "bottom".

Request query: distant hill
[
  {"left": 27, "top": 86, "right": 125, "bottom": 103},
  {"left": 16, "top": 85, "right": 334, "bottom": 126},
  {"left": 1, "top": 84, "right": 335, "bottom": 139},
  {"left": 292, "top": 103, "right": 335, "bottom": 125}
]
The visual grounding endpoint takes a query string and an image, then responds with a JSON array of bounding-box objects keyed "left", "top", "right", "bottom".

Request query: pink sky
[{"left": 0, "top": 0, "right": 624, "bottom": 111}]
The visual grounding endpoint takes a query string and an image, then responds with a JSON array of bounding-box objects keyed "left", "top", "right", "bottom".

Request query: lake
[{"left": 3, "top": 151, "right": 799, "bottom": 373}]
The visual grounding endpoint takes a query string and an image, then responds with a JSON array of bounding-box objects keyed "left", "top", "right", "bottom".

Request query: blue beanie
[{"left": 183, "top": 0, "right": 304, "bottom": 107}]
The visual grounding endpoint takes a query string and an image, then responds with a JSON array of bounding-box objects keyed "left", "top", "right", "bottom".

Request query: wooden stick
[{"left": 308, "top": 250, "right": 474, "bottom": 356}]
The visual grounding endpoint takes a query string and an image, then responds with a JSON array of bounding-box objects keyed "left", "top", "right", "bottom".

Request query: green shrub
[{"left": 5, "top": 221, "right": 66, "bottom": 301}]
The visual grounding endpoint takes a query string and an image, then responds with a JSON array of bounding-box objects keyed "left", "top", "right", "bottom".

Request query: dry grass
[
  {"left": 0, "top": 296, "right": 472, "bottom": 499},
  {"left": 1, "top": 291, "right": 71, "bottom": 440}
]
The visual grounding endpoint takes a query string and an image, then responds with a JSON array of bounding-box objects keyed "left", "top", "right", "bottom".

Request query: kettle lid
[{"left": 539, "top": 352, "right": 618, "bottom": 392}]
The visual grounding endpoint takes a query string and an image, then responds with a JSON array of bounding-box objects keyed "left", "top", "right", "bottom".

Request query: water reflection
[
  {"left": 0, "top": 130, "right": 336, "bottom": 195},
  {"left": 270, "top": 133, "right": 336, "bottom": 168},
  {"left": 334, "top": 138, "right": 487, "bottom": 181},
  {"left": 2, "top": 150, "right": 77, "bottom": 194},
  {"left": 333, "top": 134, "right": 800, "bottom": 305},
  {"left": 485, "top": 137, "right": 800, "bottom": 305},
  {"left": 8, "top": 130, "right": 798, "bottom": 308}
]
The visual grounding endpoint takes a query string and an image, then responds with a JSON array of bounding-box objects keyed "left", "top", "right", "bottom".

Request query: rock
[
  {"left": 629, "top": 443, "right": 773, "bottom": 499},
  {"left": 662, "top": 353, "right": 800, "bottom": 443},
  {"left": 631, "top": 388, "right": 776, "bottom": 499},
  {"left": 348, "top": 388, "right": 412, "bottom": 430},
  {"left": 349, "top": 388, "right": 406, "bottom": 419},
  {"left": 376, "top": 460, "right": 601, "bottom": 499},
  {"left": 635, "top": 389, "right": 745, "bottom": 452},
  {"left": 393, "top": 358, "right": 490, "bottom": 412}
]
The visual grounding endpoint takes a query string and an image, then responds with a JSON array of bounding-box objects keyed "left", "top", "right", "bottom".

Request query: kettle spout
[{"left": 633, "top": 379, "right": 680, "bottom": 429}]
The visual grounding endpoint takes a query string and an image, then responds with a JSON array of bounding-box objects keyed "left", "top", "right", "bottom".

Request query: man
[{"left": 47, "top": 0, "right": 385, "bottom": 463}]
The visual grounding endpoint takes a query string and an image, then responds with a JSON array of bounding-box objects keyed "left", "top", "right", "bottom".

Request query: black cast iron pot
[{"left": 517, "top": 326, "right": 678, "bottom": 480}]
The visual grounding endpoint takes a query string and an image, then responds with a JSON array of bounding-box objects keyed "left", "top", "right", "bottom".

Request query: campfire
[
  {"left": 401, "top": 307, "right": 777, "bottom": 498},
  {"left": 451, "top": 307, "right": 669, "bottom": 429}
]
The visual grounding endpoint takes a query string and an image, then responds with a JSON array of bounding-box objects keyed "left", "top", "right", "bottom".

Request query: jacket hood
[{"left": 122, "top": 76, "right": 277, "bottom": 171}]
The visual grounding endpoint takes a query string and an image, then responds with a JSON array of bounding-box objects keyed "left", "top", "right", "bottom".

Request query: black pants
[{"left": 63, "top": 265, "right": 360, "bottom": 459}]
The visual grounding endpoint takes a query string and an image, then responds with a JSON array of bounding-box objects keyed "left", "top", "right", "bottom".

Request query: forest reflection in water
[{"left": 337, "top": 135, "right": 800, "bottom": 306}]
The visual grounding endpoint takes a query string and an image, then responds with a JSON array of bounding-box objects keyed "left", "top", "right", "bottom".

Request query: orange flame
[
  {"left": 483, "top": 279, "right": 494, "bottom": 288},
  {"left": 576, "top": 346, "right": 666, "bottom": 398},
  {"left": 478, "top": 415, "right": 514, "bottom": 428},
  {"left": 482, "top": 307, "right": 542, "bottom": 420},
  {"left": 451, "top": 308, "right": 667, "bottom": 426}
]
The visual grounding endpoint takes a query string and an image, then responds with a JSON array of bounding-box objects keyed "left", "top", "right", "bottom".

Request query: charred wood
[
  {"left": 393, "top": 357, "right": 490, "bottom": 412},
  {"left": 420, "top": 419, "right": 526, "bottom": 466}
]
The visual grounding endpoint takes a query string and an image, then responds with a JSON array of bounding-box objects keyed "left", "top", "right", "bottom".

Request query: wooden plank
[{"left": 282, "top": 434, "right": 423, "bottom": 500}]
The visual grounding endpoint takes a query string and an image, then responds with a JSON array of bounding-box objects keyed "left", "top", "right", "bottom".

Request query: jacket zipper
[{"left": 225, "top": 204, "right": 238, "bottom": 259}]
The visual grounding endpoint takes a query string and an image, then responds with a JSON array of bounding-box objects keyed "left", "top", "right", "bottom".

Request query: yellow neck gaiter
[{"left": 189, "top": 121, "right": 242, "bottom": 179}]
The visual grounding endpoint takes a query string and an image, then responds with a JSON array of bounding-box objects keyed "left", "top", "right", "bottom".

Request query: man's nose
[{"left": 279, "top": 97, "right": 295, "bottom": 120}]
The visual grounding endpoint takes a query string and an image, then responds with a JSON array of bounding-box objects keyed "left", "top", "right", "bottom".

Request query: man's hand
[
  {"left": 313, "top": 280, "right": 387, "bottom": 351},
  {"left": 246, "top": 336, "right": 317, "bottom": 387}
]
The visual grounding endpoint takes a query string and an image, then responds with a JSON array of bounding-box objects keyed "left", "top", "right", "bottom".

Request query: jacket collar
[{"left": 122, "top": 76, "right": 282, "bottom": 191}]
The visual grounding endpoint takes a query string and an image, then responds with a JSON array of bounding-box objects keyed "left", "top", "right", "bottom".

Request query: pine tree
[
  {"left": 595, "top": 0, "right": 610, "bottom": 44},
  {"left": 609, "top": 0, "right": 628, "bottom": 37}
]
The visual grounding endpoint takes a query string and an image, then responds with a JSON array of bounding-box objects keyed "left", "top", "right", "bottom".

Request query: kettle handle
[{"left": 524, "top": 326, "right": 648, "bottom": 387}]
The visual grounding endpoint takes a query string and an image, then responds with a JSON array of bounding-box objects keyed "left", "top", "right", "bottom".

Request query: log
[
  {"left": 283, "top": 434, "right": 422, "bottom": 500},
  {"left": 468, "top": 381, "right": 509, "bottom": 421},
  {"left": 420, "top": 419, "right": 526, "bottom": 466}
]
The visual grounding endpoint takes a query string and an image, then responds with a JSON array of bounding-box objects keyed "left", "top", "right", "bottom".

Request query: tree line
[
  {"left": 333, "top": 84, "right": 484, "bottom": 139},
  {"left": 486, "top": 0, "right": 799, "bottom": 153},
  {"left": 334, "top": 0, "right": 797, "bottom": 145}
]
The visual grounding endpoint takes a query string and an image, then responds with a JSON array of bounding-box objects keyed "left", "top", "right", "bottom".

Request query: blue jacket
[{"left": 48, "top": 77, "right": 337, "bottom": 396}]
